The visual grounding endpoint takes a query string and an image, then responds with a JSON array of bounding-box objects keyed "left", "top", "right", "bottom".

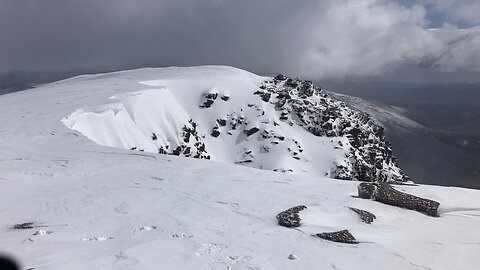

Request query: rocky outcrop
[
  {"left": 349, "top": 207, "right": 376, "bottom": 224},
  {"left": 157, "top": 119, "right": 210, "bottom": 159},
  {"left": 123, "top": 72, "right": 408, "bottom": 183},
  {"left": 199, "top": 91, "right": 218, "bottom": 108},
  {"left": 276, "top": 205, "right": 307, "bottom": 228},
  {"left": 357, "top": 183, "right": 440, "bottom": 217},
  {"left": 313, "top": 230, "right": 357, "bottom": 244},
  {"left": 256, "top": 75, "right": 408, "bottom": 182}
]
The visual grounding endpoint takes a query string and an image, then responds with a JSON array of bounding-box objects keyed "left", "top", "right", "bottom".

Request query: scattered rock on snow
[
  {"left": 245, "top": 127, "right": 260, "bottom": 137},
  {"left": 199, "top": 92, "right": 218, "bottom": 108},
  {"left": 276, "top": 205, "right": 307, "bottom": 228},
  {"left": 211, "top": 127, "right": 221, "bottom": 137},
  {"left": 348, "top": 207, "right": 376, "bottom": 224},
  {"left": 11, "top": 222, "right": 35, "bottom": 230},
  {"left": 288, "top": 254, "right": 298, "bottom": 260},
  {"left": 313, "top": 229, "right": 357, "bottom": 244},
  {"left": 357, "top": 183, "right": 440, "bottom": 217}
]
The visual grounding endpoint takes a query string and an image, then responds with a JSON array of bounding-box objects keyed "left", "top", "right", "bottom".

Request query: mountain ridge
[{"left": 62, "top": 66, "right": 407, "bottom": 182}]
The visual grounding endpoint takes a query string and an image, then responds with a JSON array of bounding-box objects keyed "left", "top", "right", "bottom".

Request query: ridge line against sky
[{"left": 1, "top": 0, "right": 480, "bottom": 82}]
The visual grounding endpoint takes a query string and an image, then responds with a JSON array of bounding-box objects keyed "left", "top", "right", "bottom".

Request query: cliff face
[{"left": 253, "top": 75, "right": 407, "bottom": 182}]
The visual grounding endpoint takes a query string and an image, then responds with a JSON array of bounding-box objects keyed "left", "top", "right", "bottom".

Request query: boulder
[
  {"left": 276, "top": 205, "right": 307, "bottom": 228},
  {"left": 313, "top": 230, "right": 357, "bottom": 244},
  {"left": 220, "top": 95, "right": 230, "bottom": 101},
  {"left": 211, "top": 128, "right": 220, "bottom": 138},
  {"left": 375, "top": 183, "right": 440, "bottom": 217},
  {"left": 357, "top": 183, "right": 440, "bottom": 217},
  {"left": 245, "top": 127, "right": 260, "bottom": 137}
]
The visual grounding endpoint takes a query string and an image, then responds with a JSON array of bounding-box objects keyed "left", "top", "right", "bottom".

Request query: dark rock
[
  {"left": 285, "top": 78, "right": 298, "bottom": 88},
  {"left": 211, "top": 128, "right": 220, "bottom": 138},
  {"left": 348, "top": 207, "right": 376, "bottom": 224},
  {"left": 253, "top": 90, "right": 271, "bottom": 103},
  {"left": 375, "top": 183, "right": 440, "bottom": 217},
  {"left": 313, "top": 230, "right": 357, "bottom": 244},
  {"left": 12, "top": 222, "right": 35, "bottom": 230},
  {"left": 199, "top": 92, "right": 218, "bottom": 108},
  {"left": 151, "top": 133, "right": 157, "bottom": 140},
  {"left": 172, "top": 146, "right": 182, "bottom": 156},
  {"left": 358, "top": 182, "right": 376, "bottom": 199},
  {"left": 236, "top": 159, "right": 253, "bottom": 164},
  {"left": 357, "top": 183, "right": 440, "bottom": 217},
  {"left": 221, "top": 95, "right": 230, "bottom": 101},
  {"left": 276, "top": 205, "right": 307, "bottom": 228},
  {"left": 261, "top": 92, "right": 271, "bottom": 102},
  {"left": 158, "top": 147, "right": 167, "bottom": 154},
  {"left": 217, "top": 119, "right": 227, "bottom": 127},
  {"left": 274, "top": 74, "right": 287, "bottom": 80},
  {"left": 288, "top": 254, "right": 298, "bottom": 260},
  {"left": 245, "top": 127, "right": 260, "bottom": 137}
]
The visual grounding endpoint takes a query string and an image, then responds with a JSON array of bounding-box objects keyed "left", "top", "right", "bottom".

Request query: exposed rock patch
[
  {"left": 11, "top": 222, "right": 35, "bottom": 230},
  {"left": 274, "top": 74, "right": 288, "bottom": 81},
  {"left": 349, "top": 207, "right": 376, "bottom": 224},
  {"left": 245, "top": 127, "right": 260, "bottom": 137},
  {"left": 276, "top": 205, "right": 307, "bottom": 228},
  {"left": 256, "top": 75, "right": 408, "bottom": 182},
  {"left": 288, "top": 254, "right": 298, "bottom": 260},
  {"left": 313, "top": 230, "right": 357, "bottom": 244},
  {"left": 199, "top": 91, "right": 218, "bottom": 108}
]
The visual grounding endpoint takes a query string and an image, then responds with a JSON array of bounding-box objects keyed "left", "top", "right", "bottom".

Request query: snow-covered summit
[
  {"left": 0, "top": 66, "right": 479, "bottom": 270},
  {"left": 61, "top": 66, "right": 406, "bottom": 182}
]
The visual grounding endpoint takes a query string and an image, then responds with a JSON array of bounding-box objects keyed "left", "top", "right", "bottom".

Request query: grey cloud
[{"left": 0, "top": 0, "right": 479, "bottom": 81}]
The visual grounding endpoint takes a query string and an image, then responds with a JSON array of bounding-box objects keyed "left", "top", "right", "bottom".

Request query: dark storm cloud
[{"left": 0, "top": 0, "right": 479, "bottom": 80}]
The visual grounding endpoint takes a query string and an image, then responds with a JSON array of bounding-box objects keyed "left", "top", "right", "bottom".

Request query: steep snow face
[{"left": 62, "top": 66, "right": 406, "bottom": 182}]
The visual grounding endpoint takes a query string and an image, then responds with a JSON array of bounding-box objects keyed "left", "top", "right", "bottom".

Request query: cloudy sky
[{"left": 1, "top": 0, "right": 480, "bottom": 81}]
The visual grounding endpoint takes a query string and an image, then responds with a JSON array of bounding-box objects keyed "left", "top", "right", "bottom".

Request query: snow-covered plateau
[{"left": 0, "top": 66, "right": 479, "bottom": 270}]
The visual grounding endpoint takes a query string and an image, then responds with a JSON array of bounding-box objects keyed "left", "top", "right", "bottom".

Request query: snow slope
[{"left": 0, "top": 66, "right": 479, "bottom": 270}]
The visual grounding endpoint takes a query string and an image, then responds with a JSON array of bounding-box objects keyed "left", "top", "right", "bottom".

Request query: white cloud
[
  {"left": 0, "top": 0, "right": 479, "bottom": 80},
  {"left": 277, "top": 0, "right": 480, "bottom": 78}
]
